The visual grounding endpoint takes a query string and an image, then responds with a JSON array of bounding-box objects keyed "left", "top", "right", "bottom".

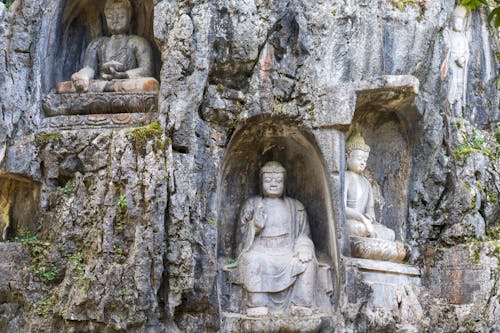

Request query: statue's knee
[{"left": 347, "top": 219, "right": 368, "bottom": 237}]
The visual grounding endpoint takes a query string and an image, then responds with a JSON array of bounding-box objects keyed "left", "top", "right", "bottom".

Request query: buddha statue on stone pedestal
[
  {"left": 224, "top": 161, "right": 331, "bottom": 317},
  {"left": 345, "top": 132, "right": 407, "bottom": 263},
  {"left": 56, "top": 0, "right": 158, "bottom": 94}
]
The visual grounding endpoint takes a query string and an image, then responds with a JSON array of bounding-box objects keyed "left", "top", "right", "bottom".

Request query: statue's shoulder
[
  {"left": 284, "top": 197, "right": 305, "bottom": 211},
  {"left": 128, "top": 35, "right": 152, "bottom": 48},
  {"left": 88, "top": 36, "right": 108, "bottom": 48},
  {"left": 242, "top": 196, "right": 261, "bottom": 208}
]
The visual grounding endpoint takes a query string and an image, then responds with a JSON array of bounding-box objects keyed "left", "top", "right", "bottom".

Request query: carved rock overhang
[{"left": 354, "top": 75, "right": 422, "bottom": 127}]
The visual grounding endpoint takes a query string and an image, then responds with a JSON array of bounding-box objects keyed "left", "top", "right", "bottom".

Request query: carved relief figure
[
  {"left": 225, "top": 162, "right": 324, "bottom": 317},
  {"left": 345, "top": 132, "right": 407, "bottom": 262},
  {"left": 444, "top": 5, "right": 470, "bottom": 117},
  {"left": 56, "top": 0, "right": 158, "bottom": 93},
  {"left": 345, "top": 132, "right": 395, "bottom": 241}
]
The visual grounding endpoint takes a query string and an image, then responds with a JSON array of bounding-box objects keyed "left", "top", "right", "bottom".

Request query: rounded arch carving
[
  {"left": 349, "top": 108, "right": 412, "bottom": 241},
  {"left": 216, "top": 115, "right": 339, "bottom": 314}
]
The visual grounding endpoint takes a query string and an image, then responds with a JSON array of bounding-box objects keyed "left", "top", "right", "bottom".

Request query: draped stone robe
[{"left": 229, "top": 196, "right": 315, "bottom": 294}]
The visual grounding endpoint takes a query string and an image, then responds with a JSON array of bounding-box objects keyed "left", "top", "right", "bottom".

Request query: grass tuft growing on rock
[
  {"left": 35, "top": 132, "right": 62, "bottom": 146},
  {"left": 126, "top": 121, "right": 164, "bottom": 152}
]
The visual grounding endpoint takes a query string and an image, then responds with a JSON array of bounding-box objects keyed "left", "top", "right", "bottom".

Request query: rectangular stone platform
[
  {"left": 344, "top": 257, "right": 423, "bottom": 330},
  {"left": 42, "top": 92, "right": 158, "bottom": 116},
  {"left": 40, "top": 112, "right": 158, "bottom": 130},
  {"left": 221, "top": 312, "right": 336, "bottom": 333}
]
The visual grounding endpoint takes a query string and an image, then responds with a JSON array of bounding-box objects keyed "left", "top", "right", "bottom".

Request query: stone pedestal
[
  {"left": 220, "top": 312, "right": 336, "bottom": 333},
  {"left": 42, "top": 92, "right": 158, "bottom": 116},
  {"left": 350, "top": 236, "right": 407, "bottom": 263},
  {"left": 345, "top": 257, "right": 423, "bottom": 331},
  {"left": 40, "top": 112, "right": 158, "bottom": 130}
]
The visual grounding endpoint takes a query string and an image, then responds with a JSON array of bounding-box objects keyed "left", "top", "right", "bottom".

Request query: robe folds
[{"left": 228, "top": 196, "right": 316, "bottom": 293}]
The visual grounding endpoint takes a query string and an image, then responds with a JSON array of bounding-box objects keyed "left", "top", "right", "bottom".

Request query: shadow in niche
[
  {"left": 41, "top": 0, "right": 161, "bottom": 94},
  {"left": 0, "top": 174, "right": 39, "bottom": 241},
  {"left": 217, "top": 116, "right": 338, "bottom": 313}
]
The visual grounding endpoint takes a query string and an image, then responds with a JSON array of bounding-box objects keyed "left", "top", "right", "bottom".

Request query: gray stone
[
  {"left": 55, "top": 0, "right": 159, "bottom": 94},
  {"left": 0, "top": 0, "right": 498, "bottom": 332},
  {"left": 42, "top": 92, "right": 158, "bottom": 116},
  {"left": 223, "top": 162, "right": 333, "bottom": 318}
]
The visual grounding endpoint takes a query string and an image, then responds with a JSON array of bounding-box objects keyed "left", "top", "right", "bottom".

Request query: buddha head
[
  {"left": 260, "top": 161, "right": 286, "bottom": 198},
  {"left": 105, "top": 0, "right": 132, "bottom": 35},
  {"left": 346, "top": 131, "right": 370, "bottom": 174},
  {"left": 452, "top": 5, "right": 467, "bottom": 32}
]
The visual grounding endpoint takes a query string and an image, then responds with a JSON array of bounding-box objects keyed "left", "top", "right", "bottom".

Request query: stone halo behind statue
[
  {"left": 223, "top": 161, "right": 332, "bottom": 318},
  {"left": 55, "top": 0, "right": 159, "bottom": 94},
  {"left": 344, "top": 131, "right": 408, "bottom": 263}
]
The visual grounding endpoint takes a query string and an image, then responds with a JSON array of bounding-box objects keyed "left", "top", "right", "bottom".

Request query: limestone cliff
[{"left": 0, "top": 0, "right": 498, "bottom": 332}]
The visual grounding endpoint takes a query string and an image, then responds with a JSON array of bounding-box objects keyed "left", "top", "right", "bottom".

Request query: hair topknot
[
  {"left": 260, "top": 161, "right": 287, "bottom": 175},
  {"left": 346, "top": 131, "right": 370, "bottom": 154}
]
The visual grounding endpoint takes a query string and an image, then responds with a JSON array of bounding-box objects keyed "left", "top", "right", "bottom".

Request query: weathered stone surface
[
  {"left": 42, "top": 93, "right": 158, "bottom": 116},
  {"left": 0, "top": 0, "right": 498, "bottom": 332},
  {"left": 343, "top": 257, "right": 424, "bottom": 332},
  {"left": 41, "top": 113, "right": 158, "bottom": 130}
]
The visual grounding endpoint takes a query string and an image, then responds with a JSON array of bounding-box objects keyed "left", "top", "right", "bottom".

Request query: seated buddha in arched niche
[
  {"left": 224, "top": 161, "right": 333, "bottom": 317},
  {"left": 344, "top": 131, "right": 408, "bottom": 263},
  {"left": 56, "top": 0, "right": 159, "bottom": 94}
]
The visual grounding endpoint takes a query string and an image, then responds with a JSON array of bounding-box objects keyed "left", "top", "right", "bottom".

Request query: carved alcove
[
  {"left": 0, "top": 174, "right": 40, "bottom": 241},
  {"left": 216, "top": 115, "right": 338, "bottom": 322},
  {"left": 350, "top": 77, "right": 421, "bottom": 242},
  {"left": 40, "top": 0, "right": 160, "bottom": 128}
]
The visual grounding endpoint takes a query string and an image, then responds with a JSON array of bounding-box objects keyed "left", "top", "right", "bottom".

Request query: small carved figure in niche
[
  {"left": 225, "top": 161, "right": 323, "bottom": 317},
  {"left": 56, "top": 0, "right": 158, "bottom": 94},
  {"left": 345, "top": 131, "right": 395, "bottom": 241},
  {"left": 345, "top": 132, "right": 407, "bottom": 262}
]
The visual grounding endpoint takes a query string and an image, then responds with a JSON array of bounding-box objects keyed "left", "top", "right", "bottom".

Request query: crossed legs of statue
[
  {"left": 56, "top": 78, "right": 159, "bottom": 93},
  {"left": 246, "top": 260, "right": 316, "bottom": 317},
  {"left": 347, "top": 219, "right": 395, "bottom": 241}
]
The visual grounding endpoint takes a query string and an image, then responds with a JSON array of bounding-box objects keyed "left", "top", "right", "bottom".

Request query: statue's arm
[
  {"left": 365, "top": 184, "right": 376, "bottom": 223},
  {"left": 294, "top": 201, "right": 315, "bottom": 262},
  {"left": 75, "top": 39, "right": 100, "bottom": 79},
  {"left": 128, "top": 36, "right": 155, "bottom": 78},
  {"left": 71, "top": 39, "right": 100, "bottom": 91},
  {"left": 344, "top": 175, "right": 365, "bottom": 222}
]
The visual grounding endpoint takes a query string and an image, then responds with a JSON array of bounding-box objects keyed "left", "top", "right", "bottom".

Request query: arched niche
[
  {"left": 216, "top": 115, "right": 339, "bottom": 312},
  {"left": 0, "top": 174, "right": 40, "bottom": 241},
  {"left": 41, "top": 0, "right": 160, "bottom": 94},
  {"left": 349, "top": 76, "right": 421, "bottom": 243},
  {"left": 349, "top": 109, "right": 412, "bottom": 241}
]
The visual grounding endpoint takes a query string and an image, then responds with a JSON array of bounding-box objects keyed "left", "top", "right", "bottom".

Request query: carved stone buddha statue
[
  {"left": 225, "top": 161, "right": 331, "bottom": 317},
  {"left": 55, "top": 0, "right": 159, "bottom": 94},
  {"left": 345, "top": 132, "right": 407, "bottom": 262}
]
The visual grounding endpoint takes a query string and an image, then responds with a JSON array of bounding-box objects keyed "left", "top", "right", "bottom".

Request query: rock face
[{"left": 0, "top": 0, "right": 498, "bottom": 332}]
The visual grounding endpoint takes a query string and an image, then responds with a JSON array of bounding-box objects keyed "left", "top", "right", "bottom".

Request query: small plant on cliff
[
  {"left": 117, "top": 194, "right": 128, "bottom": 211},
  {"left": 58, "top": 180, "right": 74, "bottom": 195},
  {"left": 68, "top": 252, "right": 95, "bottom": 291},
  {"left": 15, "top": 228, "right": 38, "bottom": 243},
  {"left": 35, "top": 297, "right": 53, "bottom": 318},
  {"left": 126, "top": 121, "right": 163, "bottom": 152},
  {"left": 35, "top": 132, "right": 61, "bottom": 146},
  {"left": 454, "top": 129, "right": 493, "bottom": 160},
  {"left": 461, "top": 0, "right": 500, "bottom": 28},
  {"left": 33, "top": 263, "right": 58, "bottom": 281},
  {"left": 4, "top": 1, "right": 14, "bottom": 10}
]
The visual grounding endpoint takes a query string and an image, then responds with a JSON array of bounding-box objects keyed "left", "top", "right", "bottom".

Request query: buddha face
[
  {"left": 262, "top": 172, "right": 285, "bottom": 198},
  {"left": 452, "top": 7, "right": 466, "bottom": 32},
  {"left": 347, "top": 150, "right": 369, "bottom": 174},
  {"left": 105, "top": 3, "right": 131, "bottom": 35}
]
